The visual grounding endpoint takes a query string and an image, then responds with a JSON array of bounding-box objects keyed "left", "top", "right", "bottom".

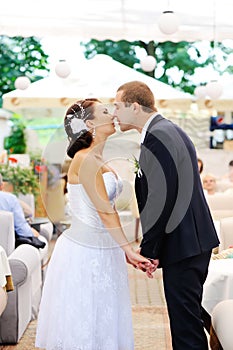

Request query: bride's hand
[
  {"left": 136, "top": 248, "right": 159, "bottom": 279},
  {"left": 124, "top": 246, "right": 152, "bottom": 270}
]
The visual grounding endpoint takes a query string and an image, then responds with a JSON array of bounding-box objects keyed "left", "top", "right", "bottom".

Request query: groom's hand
[
  {"left": 136, "top": 249, "right": 159, "bottom": 278},
  {"left": 145, "top": 259, "right": 159, "bottom": 278},
  {"left": 139, "top": 259, "right": 158, "bottom": 279}
]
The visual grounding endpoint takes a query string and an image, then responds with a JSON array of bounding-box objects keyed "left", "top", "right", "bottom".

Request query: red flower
[
  {"left": 8, "top": 157, "right": 18, "bottom": 163},
  {"left": 35, "top": 165, "right": 46, "bottom": 173}
]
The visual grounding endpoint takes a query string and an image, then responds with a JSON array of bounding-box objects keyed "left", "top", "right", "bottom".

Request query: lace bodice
[{"left": 63, "top": 172, "right": 123, "bottom": 247}]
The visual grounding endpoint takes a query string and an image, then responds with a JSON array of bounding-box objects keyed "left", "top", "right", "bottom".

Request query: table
[
  {"left": 202, "top": 258, "right": 233, "bottom": 315},
  {"left": 30, "top": 217, "right": 50, "bottom": 232}
]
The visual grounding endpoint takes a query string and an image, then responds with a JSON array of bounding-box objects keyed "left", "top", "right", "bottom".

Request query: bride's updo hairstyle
[{"left": 64, "top": 98, "right": 100, "bottom": 158}]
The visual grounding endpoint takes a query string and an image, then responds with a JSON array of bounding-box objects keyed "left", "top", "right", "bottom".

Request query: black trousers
[{"left": 162, "top": 250, "right": 212, "bottom": 350}]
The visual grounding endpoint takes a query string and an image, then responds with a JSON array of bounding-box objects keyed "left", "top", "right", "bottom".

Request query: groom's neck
[{"left": 137, "top": 112, "right": 157, "bottom": 133}]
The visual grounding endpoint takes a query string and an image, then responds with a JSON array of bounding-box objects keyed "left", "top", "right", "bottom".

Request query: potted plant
[{"left": 0, "top": 164, "right": 39, "bottom": 197}]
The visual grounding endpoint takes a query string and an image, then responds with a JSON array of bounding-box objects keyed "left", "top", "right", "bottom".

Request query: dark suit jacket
[{"left": 135, "top": 115, "right": 220, "bottom": 267}]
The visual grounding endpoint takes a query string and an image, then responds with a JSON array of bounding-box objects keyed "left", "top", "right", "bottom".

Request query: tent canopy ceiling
[
  {"left": 2, "top": 55, "right": 193, "bottom": 111},
  {"left": 1, "top": 0, "right": 233, "bottom": 42}
]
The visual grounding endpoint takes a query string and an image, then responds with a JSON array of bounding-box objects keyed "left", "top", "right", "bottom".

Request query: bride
[{"left": 35, "top": 98, "right": 152, "bottom": 350}]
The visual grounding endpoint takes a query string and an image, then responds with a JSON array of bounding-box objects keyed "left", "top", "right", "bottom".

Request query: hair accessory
[
  {"left": 75, "top": 103, "right": 85, "bottom": 119},
  {"left": 70, "top": 117, "right": 88, "bottom": 135},
  {"left": 92, "top": 126, "right": 96, "bottom": 139},
  {"left": 64, "top": 100, "right": 93, "bottom": 141},
  {"left": 65, "top": 114, "right": 89, "bottom": 139}
]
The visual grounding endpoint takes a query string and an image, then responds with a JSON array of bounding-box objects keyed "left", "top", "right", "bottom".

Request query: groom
[{"left": 114, "top": 81, "right": 219, "bottom": 350}]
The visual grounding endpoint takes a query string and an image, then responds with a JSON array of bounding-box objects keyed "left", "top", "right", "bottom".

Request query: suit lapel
[
  {"left": 139, "top": 113, "right": 164, "bottom": 169},
  {"left": 135, "top": 114, "right": 164, "bottom": 207},
  {"left": 143, "top": 114, "right": 164, "bottom": 146}
]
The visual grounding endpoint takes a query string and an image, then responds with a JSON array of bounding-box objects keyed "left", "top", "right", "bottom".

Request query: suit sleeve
[{"left": 139, "top": 130, "right": 178, "bottom": 259}]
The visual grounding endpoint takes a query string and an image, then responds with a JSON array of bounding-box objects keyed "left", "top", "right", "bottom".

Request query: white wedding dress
[{"left": 35, "top": 172, "right": 134, "bottom": 350}]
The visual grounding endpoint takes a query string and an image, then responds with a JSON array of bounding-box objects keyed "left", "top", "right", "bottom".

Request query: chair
[
  {"left": 212, "top": 299, "right": 233, "bottom": 350},
  {"left": 219, "top": 217, "right": 233, "bottom": 251},
  {"left": 206, "top": 193, "right": 233, "bottom": 220},
  {"left": 18, "top": 193, "right": 53, "bottom": 242}
]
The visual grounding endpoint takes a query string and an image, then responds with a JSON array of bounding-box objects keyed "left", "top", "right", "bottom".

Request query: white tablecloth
[
  {"left": 202, "top": 259, "right": 233, "bottom": 315},
  {"left": 0, "top": 245, "right": 13, "bottom": 291}
]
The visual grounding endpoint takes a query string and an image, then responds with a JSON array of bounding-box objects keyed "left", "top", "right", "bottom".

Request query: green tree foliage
[
  {"left": 4, "top": 115, "right": 27, "bottom": 154},
  {"left": 0, "top": 36, "right": 49, "bottom": 104},
  {"left": 81, "top": 39, "right": 232, "bottom": 94}
]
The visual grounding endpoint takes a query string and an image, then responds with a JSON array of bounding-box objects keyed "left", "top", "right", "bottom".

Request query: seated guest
[
  {"left": 228, "top": 160, "right": 233, "bottom": 183},
  {"left": 1, "top": 178, "right": 34, "bottom": 220},
  {"left": 18, "top": 198, "right": 33, "bottom": 221},
  {"left": 0, "top": 173, "right": 45, "bottom": 249},
  {"left": 202, "top": 173, "right": 218, "bottom": 195},
  {"left": 61, "top": 174, "right": 72, "bottom": 218},
  {"left": 197, "top": 158, "right": 204, "bottom": 174},
  {"left": 221, "top": 159, "right": 233, "bottom": 184}
]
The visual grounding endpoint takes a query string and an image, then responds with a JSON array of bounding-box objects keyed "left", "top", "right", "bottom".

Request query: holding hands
[{"left": 124, "top": 246, "right": 159, "bottom": 279}]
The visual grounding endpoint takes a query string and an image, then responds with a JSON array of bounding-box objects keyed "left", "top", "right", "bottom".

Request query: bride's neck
[{"left": 89, "top": 135, "right": 107, "bottom": 156}]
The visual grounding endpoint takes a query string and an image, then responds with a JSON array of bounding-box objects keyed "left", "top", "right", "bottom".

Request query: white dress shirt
[{"left": 140, "top": 113, "right": 160, "bottom": 144}]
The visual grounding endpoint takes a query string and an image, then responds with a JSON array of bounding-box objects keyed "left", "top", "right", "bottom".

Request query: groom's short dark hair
[{"left": 117, "top": 81, "right": 157, "bottom": 113}]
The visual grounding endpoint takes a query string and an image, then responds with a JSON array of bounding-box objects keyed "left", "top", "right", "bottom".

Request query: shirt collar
[{"left": 140, "top": 113, "right": 159, "bottom": 144}]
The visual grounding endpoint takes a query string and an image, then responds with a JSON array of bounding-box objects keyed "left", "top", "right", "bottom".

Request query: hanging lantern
[
  {"left": 158, "top": 11, "right": 179, "bottom": 35},
  {"left": 55, "top": 60, "right": 71, "bottom": 78},
  {"left": 14, "top": 76, "right": 31, "bottom": 90},
  {"left": 194, "top": 86, "right": 207, "bottom": 99},
  {"left": 206, "top": 80, "right": 223, "bottom": 100},
  {"left": 140, "top": 56, "right": 156, "bottom": 72}
]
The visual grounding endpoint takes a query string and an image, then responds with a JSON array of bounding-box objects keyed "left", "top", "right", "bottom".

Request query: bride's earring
[{"left": 92, "top": 127, "right": 96, "bottom": 139}]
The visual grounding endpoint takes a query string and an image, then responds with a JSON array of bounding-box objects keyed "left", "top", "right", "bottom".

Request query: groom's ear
[{"left": 132, "top": 102, "right": 141, "bottom": 113}]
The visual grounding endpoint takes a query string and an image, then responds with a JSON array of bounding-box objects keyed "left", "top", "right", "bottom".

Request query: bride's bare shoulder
[
  {"left": 72, "top": 150, "right": 98, "bottom": 169},
  {"left": 68, "top": 150, "right": 99, "bottom": 184},
  {"left": 74, "top": 149, "right": 95, "bottom": 160}
]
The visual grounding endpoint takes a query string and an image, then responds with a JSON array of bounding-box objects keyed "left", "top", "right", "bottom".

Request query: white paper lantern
[
  {"left": 140, "top": 56, "right": 156, "bottom": 72},
  {"left": 14, "top": 76, "right": 31, "bottom": 90},
  {"left": 55, "top": 60, "right": 71, "bottom": 78},
  {"left": 206, "top": 81, "right": 223, "bottom": 100},
  {"left": 158, "top": 11, "right": 179, "bottom": 35},
  {"left": 194, "top": 86, "right": 207, "bottom": 99}
]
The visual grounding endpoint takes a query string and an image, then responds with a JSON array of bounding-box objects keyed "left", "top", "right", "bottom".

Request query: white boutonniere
[{"left": 129, "top": 156, "right": 142, "bottom": 177}]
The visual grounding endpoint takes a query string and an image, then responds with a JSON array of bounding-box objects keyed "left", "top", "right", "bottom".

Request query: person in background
[
  {"left": 221, "top": 159, "right": 233, "bottom": 183},
  {"left": 61, "top": 173, "right": 72, "bottom": 218},
  {"left": 0, "top": 173, "right": 45, "bottom": 249},
  {"left": 202, "top": 173, "right": 218, "bottom": 195},
  {"left": 222, "top": 161, "right": 233, "bottom": 193},
  {"left": 18, "top": 198, "right": 33, "bottom": 222},
  {"left": 1, "top": 176, "right": 34, "bottom": 220},
  {"left": 197, "top": 158, "right": 204, "bottom": 174},
  {"left": 227, "top": 160, "right": 233, "bottom": 182}
]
